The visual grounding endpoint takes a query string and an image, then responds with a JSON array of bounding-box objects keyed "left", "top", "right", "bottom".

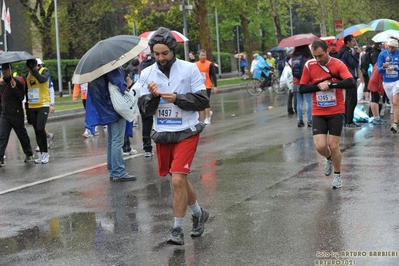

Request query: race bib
[
  {"left": 316, "top": 89, "right": 337, "bottom": 107},
  {"left": 156, "top": 98, "right": 183, "bottom": 125},
  {"left": 200, "top": 72, "right": 206, "bottom": 83},
  {"left": 28, "top": 88, "right": 40, "bottom": 103},
  {"left": 81, "top": 83, "right": 88, "bottom": 93},
  {"left": 386, "top": 64, "right": 398, "bottom": 78}
]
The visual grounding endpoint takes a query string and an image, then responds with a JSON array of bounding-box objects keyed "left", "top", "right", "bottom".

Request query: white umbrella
[{"left": 372, "top": 29, "right": 399, "bottom": 43}]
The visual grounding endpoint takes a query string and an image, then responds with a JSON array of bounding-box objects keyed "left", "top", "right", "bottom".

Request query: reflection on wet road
[{"left": 1, "top": 90, "right": 399, "bottom": 265}]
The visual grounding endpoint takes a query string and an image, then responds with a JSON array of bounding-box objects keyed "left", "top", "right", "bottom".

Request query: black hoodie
[{"left": 338, "top": 46, "right": 359, "bottom": 79}]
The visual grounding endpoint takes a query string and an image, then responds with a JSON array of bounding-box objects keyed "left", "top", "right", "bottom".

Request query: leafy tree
[{"left": 18, "top": 0, "right": 55, "bottom": 58}]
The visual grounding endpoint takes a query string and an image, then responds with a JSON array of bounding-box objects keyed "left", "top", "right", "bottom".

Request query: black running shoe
[
  {"left": 191, "top": 208, "right": 209, "bottom": 237},
  {"left": 167, "top": 227, "right": 184, "bottom": 245}
]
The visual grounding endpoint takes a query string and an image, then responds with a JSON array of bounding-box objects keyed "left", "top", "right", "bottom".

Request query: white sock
[
  {"left": 189, "top": 201, "right": 202, "bottom": 217},
  {"left": 173, "top": 217, "right": 184, "bottom": 229}
]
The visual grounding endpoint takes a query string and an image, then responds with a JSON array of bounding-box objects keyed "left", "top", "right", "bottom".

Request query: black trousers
[
  {"left": 287, "top": 90, "right": 297, "bottom": 113},
  {"left": 345, "top": 87, "right": 358, "bottom": 124},
  {"left": 0, "top": 115, "right": 33, "bottom": 158},
  {"left": 30, "top": 107, "right": 49, "bottom": 153},
  {"left": 141, "top": 114, "right": 153, "bottom": 153}
]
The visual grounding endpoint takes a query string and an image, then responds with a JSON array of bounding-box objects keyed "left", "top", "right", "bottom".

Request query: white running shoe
[
  {"left": 324, "top": 159, "right": 333, "bottom": 176},
  {"left": 40, "top": 152, "right": 50, "bottom": 164},
  {"left": 331, "top": 174, "right": 342, "bottom": 189},
  {"left": 34, "top": 153, "right": 44, "bottom": 164},
  {"left": 82, "top": 129, "right": 93, "bottom": 138},
  {"left": 123, "top": 149, "right": 138, "bottom": 156},
  {"left": 204, "top": 117, "right": 211, "bottom": 125},
  {"left": 35, "top": 146, "right": 40, "bottom": 152},
  {"left": 47, "top": 133, "right": 54, "bottom": 140}
]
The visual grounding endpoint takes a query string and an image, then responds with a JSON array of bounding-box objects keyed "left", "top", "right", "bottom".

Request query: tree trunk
[
  {"left": 239, "top": 13, "right": 253, "bottom": 68},
  {"left": 270, "top": 0, "right": 283, "bottom": 43},
  {"left": 194, "top": 0, "right": 212, "bottom": 60}
]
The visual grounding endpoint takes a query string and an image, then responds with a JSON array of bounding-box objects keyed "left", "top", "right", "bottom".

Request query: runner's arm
[
  {"left": 299, "top": 78, "right": 356, "bottom": 93},
  {"left": 174, "top": 90, "right": 209, "bottom": 111}
]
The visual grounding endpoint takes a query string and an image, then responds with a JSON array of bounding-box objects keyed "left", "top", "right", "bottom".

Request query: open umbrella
[
  {"left": 139, "top": 30, "right": 188, "bottom": 42},
  {"left": 335, "top": 24, "right": 372, "bottom": 39},
  {"left": 72, "top": 35, "right": 148, "bottom": 84},
  {"left": 368, "top": 18, "right": 399, "bottom": 31},
  {"left": 234, "top": 53, "right": 245, "bottom": 58},
  {"left": 278, "top": 33, "right": 319, "bottom": 48},
  {"left": 0, "top": 51, "right": 36, "bottom": 64},
  {"left": 269, "top": 47, "right": 286, "bottom": 53},
  {"left": 372, "top": 29, "right": 399, "bottom": 43},
  {"left": 320, "top": 36, "right": 344, "bottom": 50}
]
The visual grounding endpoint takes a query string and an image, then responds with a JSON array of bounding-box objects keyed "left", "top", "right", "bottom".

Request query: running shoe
[
  {"left": 331, "top": 174, "right": 342, "bottom": 189},
  {"left": 390, "top": 123, "right": 398, "bottom": 134},
  {"left": 24, "top": 155, "right": 34, "bottom": 163},
  {"left": 144, "top": 151, "right": 154, "bottom": 157},
  {"left": 167, "top": 227, "right": 184, "bottom": 245},
  {"left": 47, "top": 133, "right": 54, "bottom": 140},
  {"left": 372, "top": 119, "right": 387, "bottom": 125},
  {"left": 191, "top": 208, "right": 209, "bottom": 237},
  {"left": 297, "top": 120, "right": 305, "bottom": 127},
  {"left": 82, "top": 129, "right": 93, "bottom": 138},
  {"left": 324, "top": 159, "right": 333, "bottom": 176},
  {"left": 123, "top": 149, "right": 138, "bottom": 156}
]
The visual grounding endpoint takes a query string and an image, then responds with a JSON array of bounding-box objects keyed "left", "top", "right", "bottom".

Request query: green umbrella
[{"left": 368, "top": 18, "right": 399, "bottom": 31}]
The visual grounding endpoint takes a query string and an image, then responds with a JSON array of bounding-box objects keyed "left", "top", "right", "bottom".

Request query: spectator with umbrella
[
  {"left": 0, "top": 62, "right": 34, "bottom": 167},
  {"left": 72, "top": 35, "right": 149, "bottom": 181}
]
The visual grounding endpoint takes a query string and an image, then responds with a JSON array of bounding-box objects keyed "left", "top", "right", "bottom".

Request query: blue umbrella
[{"left": 270, "top": 47, "right": 287, "bottom": 53}]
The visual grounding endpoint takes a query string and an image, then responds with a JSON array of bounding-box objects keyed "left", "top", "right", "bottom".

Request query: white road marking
[{"left": 0, "top": 153, "right": 143, "bottom": 195}]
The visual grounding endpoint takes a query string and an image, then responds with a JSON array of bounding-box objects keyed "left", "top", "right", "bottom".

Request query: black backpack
[
  {"left": 291, "top": 54, "right": 306, "bottom": 79},
  {"left": 277, "top": 58, "right": 285, "bottom": 70},
  {"left": 360, "top": 52, "right": 371, "bottom": 75}
]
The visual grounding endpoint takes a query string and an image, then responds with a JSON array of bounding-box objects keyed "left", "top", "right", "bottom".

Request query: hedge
[{"left": 11, "top": 53, "right": 233, "bottom": 95}]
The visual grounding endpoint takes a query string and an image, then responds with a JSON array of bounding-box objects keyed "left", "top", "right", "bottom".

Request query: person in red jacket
[{"left": 299, "top": 40, "right": 356, "bottom": 189}]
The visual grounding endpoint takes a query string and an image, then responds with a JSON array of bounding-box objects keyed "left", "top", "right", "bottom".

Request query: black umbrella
[
  {"left": 0, "top": 51, "right": 36, "bottom": 64},
  {"left": 72, "top": 35, "right": 149, "bottom": 84}
]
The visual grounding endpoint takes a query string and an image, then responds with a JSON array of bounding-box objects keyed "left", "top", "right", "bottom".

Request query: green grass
[
  {"left": 53, "top": 78, "right": 247, "bottom": 112},
  {"left": 217, "top": 78, "right": 248, "bottom": 86},
  {"left": 55, "top": 103, "right": 83, "bottom": 111},
  {"left": 55, "top": 95, "right": 74, "bottom": 103}
]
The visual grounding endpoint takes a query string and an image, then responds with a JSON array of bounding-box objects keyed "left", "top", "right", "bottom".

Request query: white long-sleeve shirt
[{"left": 140, "top": 59, "right": 206, "bottom": 132}]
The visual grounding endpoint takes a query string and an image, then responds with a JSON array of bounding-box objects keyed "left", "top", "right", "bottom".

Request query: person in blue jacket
[
  {"left": 253, "top": 54, "right": 272, "bottom": 89},
  {"left": 85, "top": 67, "right": 137, "bottom": 182}
]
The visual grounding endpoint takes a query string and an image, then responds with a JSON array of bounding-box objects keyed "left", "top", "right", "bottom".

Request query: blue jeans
[
  {"left": 296, "top": 92, "right": 312, "bottom": 122},
  {"left": 107, "top": 117, "right": 127, "bottom": 178}
]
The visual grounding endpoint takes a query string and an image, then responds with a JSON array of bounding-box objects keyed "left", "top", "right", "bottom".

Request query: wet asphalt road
[{"left": 1, "top": 88, "right": 399, "bottom": 266}]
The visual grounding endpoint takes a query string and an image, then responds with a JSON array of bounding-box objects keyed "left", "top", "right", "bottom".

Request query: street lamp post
[
  {"left": 54, "top": 0, "right": 63, "bottom": 97},
  {"left": 289, "top": 2, "right": 293, "bottom": 36},
  {"left": 215, "top": 7, "right": 222, "bottom": 78},
  {"left": 182, "top": 0, "right": 188, "bottom": 61}
]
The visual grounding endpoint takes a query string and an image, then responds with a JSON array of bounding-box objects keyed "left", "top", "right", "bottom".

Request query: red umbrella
[
  {"left": 320, "top": 36, "right": 344, "bottom": 51},
  {"left": 278, "top": 33, "right": 319, "bottom": 48},
  {"left": 139, "top": 30, "right": 189, "bottom": 42}
]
